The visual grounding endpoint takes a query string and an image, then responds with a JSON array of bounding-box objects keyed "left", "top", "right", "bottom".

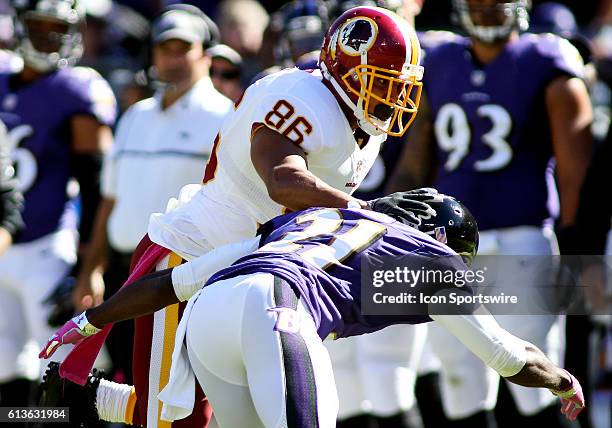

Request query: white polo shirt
[{"left": 102, "top": 76, "right": 232, "bottom": 252}]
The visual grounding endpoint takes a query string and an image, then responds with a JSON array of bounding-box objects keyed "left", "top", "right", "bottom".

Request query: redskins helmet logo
[{"left": 338, "top": 17, "right": 378, "bottom": 56}]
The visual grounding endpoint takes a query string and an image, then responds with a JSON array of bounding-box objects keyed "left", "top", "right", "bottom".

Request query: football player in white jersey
[
  {"left": 148, "top": 5, "right": 424, "bottom": 258},
  {"left": 62, "top": 6, "right": 424, "bottom": 428}
]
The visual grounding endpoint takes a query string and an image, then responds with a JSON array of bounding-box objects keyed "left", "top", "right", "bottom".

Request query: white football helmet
[{"left": 12, "top": 0, "right": 85, "bottom": 72}]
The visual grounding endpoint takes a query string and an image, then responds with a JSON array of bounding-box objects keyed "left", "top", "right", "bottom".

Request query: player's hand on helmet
[
  {"left": 396, "top": 187, "right": 441, "bottom": 201},
  {"left": 39, "top": 312, "right": 101, "bottom": 359},
  {"left": 550, "top": 370, "right": 585, "bottom": 421},
  {"left": 368, "top": 188, "right": 438, "bottom": 227}
]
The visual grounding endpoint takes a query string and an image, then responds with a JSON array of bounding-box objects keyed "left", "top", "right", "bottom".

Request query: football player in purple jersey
[
  {"left": 40, "top": 189, "right": 586, "bottom": 427},
  {"left": 386, "top": 0, "right": 593, "bottom": 426},
  {"left": 0, "top": 0, "right": 116, "bottom": 407}
]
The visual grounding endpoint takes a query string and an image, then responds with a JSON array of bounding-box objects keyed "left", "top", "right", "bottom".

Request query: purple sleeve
[
  {"left": 62, "top": 67, "right": 118, "bottom": 127},
  {"left": 535, "top": 34, "right": 585, "bottom": 80}
]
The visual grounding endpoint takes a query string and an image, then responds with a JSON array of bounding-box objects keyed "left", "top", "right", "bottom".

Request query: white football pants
[{"left": 185, "top": 273, "right": 338, "bottom": 428}]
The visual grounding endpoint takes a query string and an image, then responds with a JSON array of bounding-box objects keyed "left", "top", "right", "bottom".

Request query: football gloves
[
  {"left": 368, "top": 188, "right": 438, "bottom": 227},
  {"left": 39, "top": 312, "right": 101, "bottom": 359},
  {"left": 550, "top": 370, "right": 585, "bottom": 421}
]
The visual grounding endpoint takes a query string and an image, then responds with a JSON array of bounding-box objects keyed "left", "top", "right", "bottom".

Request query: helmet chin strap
[{"left": 320, "top": 62, "right": 386, "bottom": 137}]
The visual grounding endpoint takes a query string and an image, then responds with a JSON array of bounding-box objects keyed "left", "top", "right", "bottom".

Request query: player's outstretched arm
[
  {"left": 39, "top": 269, "right": 176, "bottom": 359},
  {"left": 506, "top": 344, "right": 584, "bottom": 421},
  {"left": 84, "top": 234, "right": 261, "bottom": 327},
  {"left": 430, "top": 307, "right": 585, "bottom": 421},
  {"left": 39, "top": 236, "right": 261, "bottom": 359}
]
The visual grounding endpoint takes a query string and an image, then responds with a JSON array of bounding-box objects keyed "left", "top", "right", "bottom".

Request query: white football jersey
[{"left": 149, "top": 68, "right": 385, "bottom": 258}]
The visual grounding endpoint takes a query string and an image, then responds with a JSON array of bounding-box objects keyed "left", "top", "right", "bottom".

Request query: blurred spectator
[
  {"left": 0, "top": 0, "right": 116, "bottom": 406},
  {"left": 254, "top": 0, "right": 329, "bottom": 84},
  {"left": 216, "top": 0, "right": 269, "bottom": 84},
  {"left": 276, "top": 0, "right": 329, "bottom": 64},
  {"left": 207, "top": 43, "right": 243, "bottom": 102},
  {"left": 74, "top": 4, "right": 232, "bottom": 388},
  {"left": 80, "top": 1, "right": 150, "bottom": 82}
]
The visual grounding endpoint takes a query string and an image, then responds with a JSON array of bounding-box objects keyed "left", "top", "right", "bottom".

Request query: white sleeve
[
  {"left": 430, "top": 305, "right": 528, "bottom": 377},
  {"left": 171, "top": 236, "right": 261, "bottom": 301}
]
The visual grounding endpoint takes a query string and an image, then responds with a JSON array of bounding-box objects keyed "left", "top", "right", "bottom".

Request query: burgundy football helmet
[{"left": 319, "top": 6, "right": 423, "bottom": 137}]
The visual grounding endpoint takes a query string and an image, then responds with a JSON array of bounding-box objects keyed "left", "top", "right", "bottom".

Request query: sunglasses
[{"left": 210, "top": 67, "right": 241, "bottom": 80}]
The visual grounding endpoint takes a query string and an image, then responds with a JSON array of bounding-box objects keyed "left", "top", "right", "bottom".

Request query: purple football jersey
[
  {"left": 207, "top": 208, "right": 464, "bottom": 340},
  {"left": 0, "top": 67, "right": 117, "bottom": 242},
  {"left": 423, "top": 33, "right": 583, "bottom": 230}
]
